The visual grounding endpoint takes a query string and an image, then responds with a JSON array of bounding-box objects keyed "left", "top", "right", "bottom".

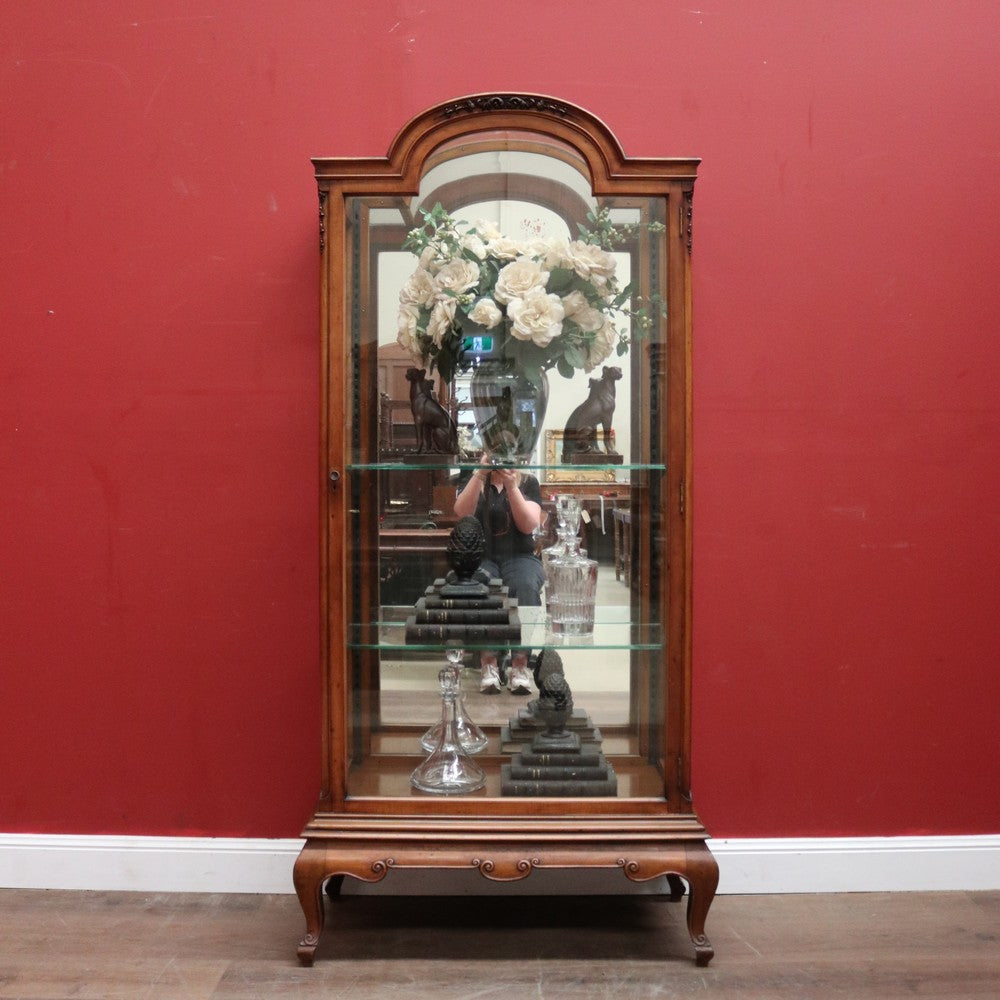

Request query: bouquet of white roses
[{"left": 396, "top": 204, "right": 653, "bottom": 385}]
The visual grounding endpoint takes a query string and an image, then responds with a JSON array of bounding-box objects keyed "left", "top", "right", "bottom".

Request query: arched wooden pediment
[{"left": 313, "top": 92, "right": 698, "bottom": 194}]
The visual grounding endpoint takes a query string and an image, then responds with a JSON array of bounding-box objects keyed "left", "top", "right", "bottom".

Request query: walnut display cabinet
[{"left": 294, "top": 93, "right": 718, "bottom": 965}]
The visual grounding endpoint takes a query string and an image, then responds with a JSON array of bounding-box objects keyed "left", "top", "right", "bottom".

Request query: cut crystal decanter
[
  {"left": 547, "top": 518, "right": 598, "bottom": 637},
  {"left": 542, "top": 494, "right": 582, "bottom": 627}
]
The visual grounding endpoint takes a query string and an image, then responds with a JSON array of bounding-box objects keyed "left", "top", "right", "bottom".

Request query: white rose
[
  {"left": 493, "top": 257, "right": 549, "bottom": 305},
  {"left": 399, "top": 267, "right": 436, "bottom": 308},
  {"left": 468, "top": 297, "right": 503, "bottom": 329},
  {"left": 432, "top": 258, "right": 480, "bottom": 298},
  {"left": 427, "top": 297, "right": 457, "bottom": 347},
  {"left": 418, "top": 246, "right": 439, "bottom": 272},
  {"left": 397, "top": 303, "right": 423, "bottom": 359},
  {"left": 561, "top": 290, "right": 605, "bottom": 333},
  {"left": 525, "top": 236, "right": 569, "bottom": 270},
  {"left": 507, "top": 288, "right": 565, "bottom": 348},
  {"left": 584, "top": 315, "right": 617, "bottom": 372},
  {"left": 476, "top": 218, "right": 503, "bottom": 241},
  {"left": 485, "top": 236, "right": 523, "bottom": 261},
  {"left": 460, "top": 233, "right": 487, "bottom": 260},
  {"left": 564, "top": 241, "right": 617, "bottom": 285}
]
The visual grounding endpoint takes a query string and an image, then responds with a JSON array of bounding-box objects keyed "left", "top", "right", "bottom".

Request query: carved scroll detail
[
  {"left": 617, "top": 857, "right": 641, "bottom": 877},
  {"left": 472, "top": 857, "right": 541, "bottom": 881},
  {"left": 683, "top": 190, "right": 694, "bottom": 256},
  {"left": 441, "top": 94, "right": 570, "bottom": 118},
  {"left": 318, "top": 189, "right": 328, "bottom": 253}
]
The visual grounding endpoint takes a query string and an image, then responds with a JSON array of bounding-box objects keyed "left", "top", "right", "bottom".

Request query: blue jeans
[
  {"left": 479, "top": 555, "right": 543, "bottom": 669},
  {"left": 480, "top": 555, "right": 544, "bottom": 606}
]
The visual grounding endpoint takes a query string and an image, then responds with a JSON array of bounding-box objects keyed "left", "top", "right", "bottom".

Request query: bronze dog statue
[
  {"left": 561, "top": 366, "right": 622, "bottom": 461},
  {"left": 406, "top": 368, "right": 458, "bottom": 454}
]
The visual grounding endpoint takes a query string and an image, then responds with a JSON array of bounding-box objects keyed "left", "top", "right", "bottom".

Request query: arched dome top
[{"left": 313, "top": 93, "right": 698, "bottom": 194}]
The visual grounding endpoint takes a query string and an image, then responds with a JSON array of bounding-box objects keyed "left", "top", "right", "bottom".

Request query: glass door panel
[{"left": 341, "top": 135, "right": 670, "bottom": 803}]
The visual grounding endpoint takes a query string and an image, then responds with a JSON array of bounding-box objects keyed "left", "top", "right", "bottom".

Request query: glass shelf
[
  {"left": 348, "top": 460, "right": 664, "bottom": 474},
  {"left": 349, "top": 605, "right": 663, "bottom": 651}
]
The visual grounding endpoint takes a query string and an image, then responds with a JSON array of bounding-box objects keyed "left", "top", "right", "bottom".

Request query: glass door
[{"left": 335, "top": 131, "right": 681, "bottom": 807}]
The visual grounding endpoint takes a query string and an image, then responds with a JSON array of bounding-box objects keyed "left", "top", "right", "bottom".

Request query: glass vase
[{"left": 467, "top": 323, "right": 548, "bottom": 464}]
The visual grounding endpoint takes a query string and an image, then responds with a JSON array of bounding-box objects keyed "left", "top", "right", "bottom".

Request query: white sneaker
[
  {"left": 480, "top": 660, "right": 502, "bottom": 694},
  {"left": 508, "top": 659, "right": 533, "bottom": 695}
]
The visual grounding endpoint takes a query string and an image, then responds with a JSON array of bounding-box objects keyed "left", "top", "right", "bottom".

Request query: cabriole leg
[
  {"left": 293, "top": 841, "right": 328, "bottom": 966},
  {"left": 683, "top": 844, "right": 720, "bottom": 967}
]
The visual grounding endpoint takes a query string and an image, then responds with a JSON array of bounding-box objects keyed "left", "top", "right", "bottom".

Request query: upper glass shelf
[{"left": 347, "top": 461, "right": 665, "bottom": 474}]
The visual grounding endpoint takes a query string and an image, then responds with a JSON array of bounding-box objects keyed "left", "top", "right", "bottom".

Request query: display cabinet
[{"left": 294, "top": 93, "right": 718, "bottom": 965}]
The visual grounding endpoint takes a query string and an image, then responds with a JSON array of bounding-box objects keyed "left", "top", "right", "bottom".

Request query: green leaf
[
  {"left": 437, "top": 347, "right": 457, "bottom": 385},
  {"left": 547, "top": 267, "right": 575, "bottom": 292},
  {"left": 557, "top": 356, "right": 576, "bottom": 379},
  {"left": 563, "top": 344, "right": 586, "bottom": 369},
  {"left": 613, "top": 281, "right": 635, "bottom": 308}
]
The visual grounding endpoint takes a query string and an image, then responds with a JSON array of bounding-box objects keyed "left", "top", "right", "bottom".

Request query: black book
[
  {"left": 415, "top": 605, "right": 514, "bottom": 625},
  {"left": 420, "top": 594, "right": 508, "bottom": 610},
  {"left": 519, "top": 751, "right": 604, "bottom": 768},
  {"left": 507, "top": 764, "right": 610, "bottom": 781}
]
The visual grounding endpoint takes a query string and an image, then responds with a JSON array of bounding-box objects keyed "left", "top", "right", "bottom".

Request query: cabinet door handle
[{"left": 329, "top": 470, "right": 341, "bottom": 487}]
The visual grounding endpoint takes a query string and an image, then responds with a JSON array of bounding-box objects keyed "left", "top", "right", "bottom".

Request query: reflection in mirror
[{"left": 366, "top": 134, "right": 662, "bottom": 758}]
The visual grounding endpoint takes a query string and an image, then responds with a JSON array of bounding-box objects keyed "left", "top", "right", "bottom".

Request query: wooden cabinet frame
[{"left": 294, "top": 93, "right": 717, "bottom": 966}]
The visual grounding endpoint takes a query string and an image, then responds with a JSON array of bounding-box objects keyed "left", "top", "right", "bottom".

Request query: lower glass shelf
[{"left": 346, "top": 753, "right": 665, "bottom": 799}]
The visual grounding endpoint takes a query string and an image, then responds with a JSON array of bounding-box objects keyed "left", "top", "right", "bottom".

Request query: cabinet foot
[
  {"left": 292, "top": 842, "right": 328, "bottom": 966},
  {"left": 683, "top": 842, "right": 719, "bottom": 967},
  {"left": 694, "top": 940, "right": 715, "bottom": 967}
]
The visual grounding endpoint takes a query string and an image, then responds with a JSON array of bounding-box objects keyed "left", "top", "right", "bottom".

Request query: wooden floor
[{"left": 0, "top": 888, "right": 997, "bottom": 998}]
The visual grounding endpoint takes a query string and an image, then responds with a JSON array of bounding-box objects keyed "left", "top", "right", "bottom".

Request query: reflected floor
[
  {"left": 380, "top": 562, "right": 633, "bottom": 728},
  {"left": 380, "top": 681, "right": 629, "bottom": 728}
]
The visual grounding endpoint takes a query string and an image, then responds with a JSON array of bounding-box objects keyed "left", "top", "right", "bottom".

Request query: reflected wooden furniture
[
  {"left": 612, "top": 507, "right": 632, "bottom": 585},
  {"left": 537, "top": 488, "right": 627, "bottom": 563},
  {"left": 296, "top": 94, "right": 715, "bottom": 968},
  {"left": 378, "top": 527, "right": 451, "bottom": 607}
]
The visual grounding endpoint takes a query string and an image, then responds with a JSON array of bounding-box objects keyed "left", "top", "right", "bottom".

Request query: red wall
[{"left": 2, "top": 2, "right": 998, "bottom": 839}]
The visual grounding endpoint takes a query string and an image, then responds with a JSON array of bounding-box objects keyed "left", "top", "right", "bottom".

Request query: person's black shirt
[{"left": 458, "top": 472, "right": 542, "bottom": 565}]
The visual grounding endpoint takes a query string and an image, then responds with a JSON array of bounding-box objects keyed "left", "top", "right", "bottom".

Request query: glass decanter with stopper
[
  {"left": 410, "top": 659, "right": 487, "bottom": 795},
  {"left": 420, "top": 644, "right": 487, "bottom": 754},
  {"left": 547, "top": 515, "right": 598, "bottom": 637},
  {"left": 542, "top": 494, "right": 582, "bottom": 627}
]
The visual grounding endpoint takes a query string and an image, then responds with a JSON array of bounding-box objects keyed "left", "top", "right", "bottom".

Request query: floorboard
[{"left": 0, "top": 889, "right": 996, "bottom": 998}]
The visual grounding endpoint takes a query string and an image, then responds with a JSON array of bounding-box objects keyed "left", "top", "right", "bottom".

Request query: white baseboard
[
  {"left": 0, "top": 833, "right": 997, "bottom": 895},
  {"left": 711, "top": 835, "right": 1000, "bottom": 894}
]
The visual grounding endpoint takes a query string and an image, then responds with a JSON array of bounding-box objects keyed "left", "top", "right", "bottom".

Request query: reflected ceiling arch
[{"left": 414, "top": 171, "right": 594, "bottom": 234}]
